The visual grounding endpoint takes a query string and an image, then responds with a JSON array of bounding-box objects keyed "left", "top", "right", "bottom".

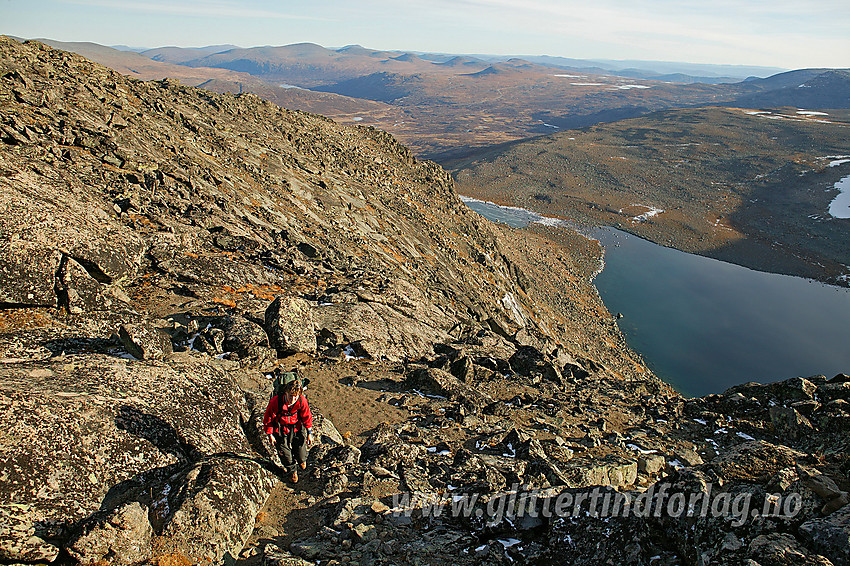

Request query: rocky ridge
[{"left": 0, "top": 37, "right": 848, "bottom": 565}]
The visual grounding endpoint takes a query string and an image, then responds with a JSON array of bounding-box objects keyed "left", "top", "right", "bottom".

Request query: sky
[{"left": 3, "top": 0, "right": 849, "bottom": 70}]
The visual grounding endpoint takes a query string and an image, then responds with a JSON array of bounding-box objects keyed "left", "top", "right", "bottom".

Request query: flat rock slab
[{"left": 0, "top": 354, "right": 263, "bottom": 562}]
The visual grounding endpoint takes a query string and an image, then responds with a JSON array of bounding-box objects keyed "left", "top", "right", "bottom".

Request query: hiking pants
[{"left": 274, "top": 428, "right": 307, "bottom": 473}]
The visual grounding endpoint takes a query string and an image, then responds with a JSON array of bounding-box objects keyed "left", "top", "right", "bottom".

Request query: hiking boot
[{"left": 291, "top": 470, "right": 298, "bottom": 483}]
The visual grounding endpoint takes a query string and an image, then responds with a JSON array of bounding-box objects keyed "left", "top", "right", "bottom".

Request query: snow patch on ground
[
  {"left": 742, "top": 108, "right": 837, "bottom": 124},
  {"left": 819, "top": 155, "right": 850, "bottom": 168},
  {"left": 498, "top": 538, "right": 522, "bottom": 548},
  {"left": 342, "top": 345, "right": 367, "bottom": 361},
  {"left": 632, "top": 205, "right": 664, "bottom": 222},
  {"left": 502, "top": 292, "right": 526, "bottom": 324},
  {"left": 626, "top": 443, "right": 657, "bottom": 455},
  {"left": 828, "top": 175, "right": 850, "bottom": 219}
]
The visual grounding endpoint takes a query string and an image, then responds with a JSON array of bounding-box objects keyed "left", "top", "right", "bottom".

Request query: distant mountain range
[
  {"left": 126, "top": 41, "right": 790, "bottom": 86},
  {"left": 28, "top": 38, "right": 390, "bottom": 117},
  {"left": 113, "top": 42, "right": 785, "bottom": 84},
  {"left": 735, "top": 69, "right": 850, "bottom": 109},
  {"left": 458, "top": 54, "right": 787, "bottom": 84},
  {"left": 120, "top": 41, "right": 847, "bottom": 114},
  {"left": 12, "top": 37, "right": 849, "bottom": 159},
  {"left": 142, "top": 44, "right": 241, "bottom": 64}
]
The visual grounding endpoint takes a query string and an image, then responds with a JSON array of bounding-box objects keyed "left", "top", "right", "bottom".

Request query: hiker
[{"left": 263, "top": 373, "right": 313, "bottom": 483}]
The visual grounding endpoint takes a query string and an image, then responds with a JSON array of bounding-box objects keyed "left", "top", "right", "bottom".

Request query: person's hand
[
  {"left": 305, "top": 433, "right": 313, "bottom": 447},
  {"left": 268, "top": 434, "right": 276, "bottom": 446}
]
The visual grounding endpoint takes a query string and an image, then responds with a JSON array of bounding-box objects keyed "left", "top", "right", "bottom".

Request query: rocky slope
[
  {"left": 0, "top": 37, "right": 848, "bottom": 565},
  {"left": 35, "top": 39, "right": 396, "bottom": 121}
]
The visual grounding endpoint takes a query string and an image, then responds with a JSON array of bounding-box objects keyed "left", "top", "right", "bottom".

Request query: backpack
[{"left": 270, "top": 369, "right": 310, "bottom": 417}]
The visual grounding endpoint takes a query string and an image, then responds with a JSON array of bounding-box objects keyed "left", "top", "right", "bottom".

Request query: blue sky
[{"left": 3, "top": 0, "right": 849, "bottom": 69}]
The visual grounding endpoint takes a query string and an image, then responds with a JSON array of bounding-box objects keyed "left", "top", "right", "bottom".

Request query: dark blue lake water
[{"left": 463, "top": 197, "right": 850, "bottom": 397}]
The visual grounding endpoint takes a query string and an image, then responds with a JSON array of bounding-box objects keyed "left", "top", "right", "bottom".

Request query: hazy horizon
[
  {"left": 3, "top": 0, "right": 849, "bottom": 70},
  {"left": 84, "top": 41, "right": 786, "bottom": 78}
]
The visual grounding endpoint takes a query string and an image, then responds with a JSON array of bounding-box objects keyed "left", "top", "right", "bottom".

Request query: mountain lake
[{"left": 462, "top": 196, "right": 850, "bottom": 397}]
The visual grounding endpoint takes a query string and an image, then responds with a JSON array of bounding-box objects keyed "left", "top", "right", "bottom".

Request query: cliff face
[{"left": 0, "top": 37, "right": 848, "bottom": 565}]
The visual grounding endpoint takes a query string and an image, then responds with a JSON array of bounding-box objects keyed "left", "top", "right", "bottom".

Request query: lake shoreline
[
  {"left": 463, "top": 196, "right": 850, "bottom": 397},
  {"left": 461, "top": 194, "right": 849, "bottom": 289}
]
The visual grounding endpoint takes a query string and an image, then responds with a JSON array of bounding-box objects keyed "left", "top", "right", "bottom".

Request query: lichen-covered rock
[
  {"left": 67, "top": 502, "right": 152, "bottom": 564},
  {"left": 0, "top": 166, "right": 144, "bottom": 307},
  {"left": 407, "top": 366, "right": 491, "bottom": 408},
  {"left": 713, "top": 440, "right": 806, "bottom": 480},
  {"left": 748, "top": 532, "right": 834, "bottom": 566},
  {"left": 0, "top": 505, "right": 61, "bottom": 562},
  {"left": 547, "top": 514, "right": 654, "bottom": 566},
  {"left": 161, "top": 458, "right": 278, "bottom": 564},
  {"left": 222, "top": 315, "right": 269, "bottom": 359},
  {"left": 0, "top": 354, "right": 270, "bottom": 563},
  {"left": 799, "top": 503, "right": 850, "bottom": 566},
  {"left": 638, "top": 454, "right": 666, "bottom": 475},
  {"left": 313, "top": 300, "right": 449, "bottom": 361},
  {"left": 0, "top": 244, "right": 62, "bottom": 306},
  {"left": 361, "top": 422, "right": 426, "bottom": 467},
  {"left": 312, "top": 414, "right": 344, "bottom": 446},
  {"left": 509, "top": 345, "right": 561, "bottom": 382},
  {"left": 265, "top": 296, "right": 316, "bottom": 356},
  {"left": 770, "top": 405, "right": 815, "bottom": 440},
  {"left": 562, "top": 455, "right": 638, "bottom": 489},
  {"left": 118, "top": 322, "right": 173, "bottom": 360},
  {"left": 263, "top": 544, "right": 317, "bottom": 566}
]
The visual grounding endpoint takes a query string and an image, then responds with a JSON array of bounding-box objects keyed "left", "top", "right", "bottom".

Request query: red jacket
[{"left": 263, "top": 394, "right": 313, "bottom": 435}]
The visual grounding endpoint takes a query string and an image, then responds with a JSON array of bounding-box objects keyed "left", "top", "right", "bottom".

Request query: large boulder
[
  {"left": 265, "top": 296, "right": 316, "bottom": 356},
  {"left": 713, "top": 440, "right": 805, "bottom": 480},
  {"left": 67, "top": 502, "right": 152, "bottom": 564},
  {"left": 150, "top": 247, "right": 280, "bottom": 289},
  {"left": 313, "top": 301, "right": 448, "bottom": 361},
  {"left": 747, "top": 532, "right": 834, "bottom": 566},
  {"left": 770, "top": 405, "right": 815, "bottom": 440},
  {"left": 561, "top": 456, "right": 638, "bottom": 489},
  {"left": 118, "top": 321, "right": 173, "bottom": 360},
  {"left": 799, "top": 503, "right": 850, "bottom": 566},
  {"left": 0, "top": 354, "right": 274, "bottom": 563},
  {"left": 160, "top": 458, "right": 277, "bottom": 564},
  {"left": 312, "top": 280, "right": 454, "bottom": 361},
  {"left": 509, "top": 345, "right": 562, "bottom": 382},
  {"left": 407, "top": 366, "right": 491, "bottom": 409},
  {"left": 222, "top": 315, "right": 270, "bottom": 359},
  {"left": 0, "top": 170, "right": 144, "bottom": 306},
  {"left": 0, "top": 245, "right": 62, "bottom": 306},
  {"left": 361, "top": 422, "right": 426, "bottom": 468}
]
